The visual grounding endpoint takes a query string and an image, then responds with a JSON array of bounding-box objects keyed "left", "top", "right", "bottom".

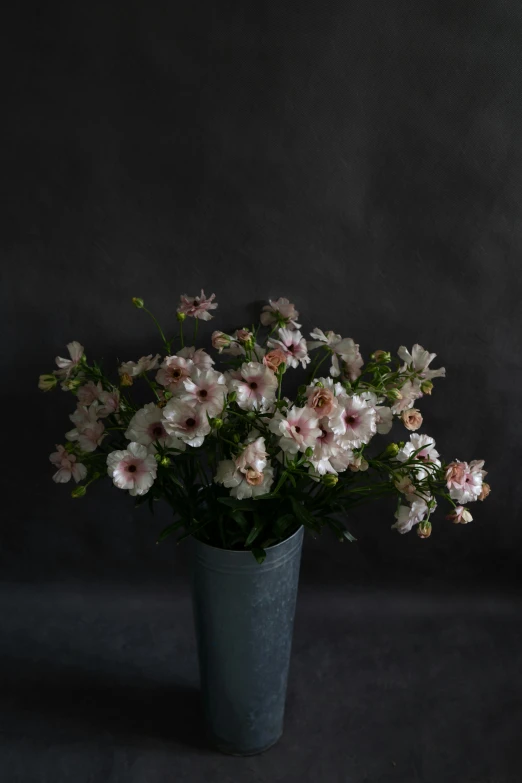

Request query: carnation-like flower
[
  {"left": 214, "top": 460, "right": 274, "bottom": 500},
  {"left": 162, "top": 400, "right": 211, "bottom": 446},
  {"left": 263, "top": 348, "right": 287, "bottom": 373},
  {"left": 306, "top": 386, "right": 338, "bottom": 419},
  {"left": 177, "top": 290, "right": 217, "bottom": 321},
  {"left": 330, "top": 394, "right": 377, "bottom": 448},
  {"left": 401, "top": 408, "right": 423, "bottom": 431},
  {"left": 66, "top": 404, "right": 106, "bottom": 452},
  {"left": 445, "top": 461, "right": 467, "bottom": 491},
  {"left": 177, "top": 345, "right": 215, "bottom": 369},
  {"left": 397, "top": 433, "right": 441, "bottom": 479},
  {"left": 308, "top": 418, "right": 347, "bottom": 475},
  {"left": 269, "top": 406, "right": 321, "bottom": 454},
  {"left": 392, "top": 498, "right": 430, "bottom": 534},
  {"left": 125, "top": 402, "right": 186, "bottom": 451},
  {"left": 447, "top": 460, "right": 486, "bottom": 504},
  {"left": 398, "top": 344, "right": 446, "bottom": 380},
  {"left": 228, "top": 361, "right": 278, "bottom": 412},
  {"left": 236, "top": 436, "right": 268, "bottom": 474},
  {"left": 329, "top": 449, "right": 356, "bottom": 474},
  {"left": 446, "top": 506, "right": 473, "bottom": 524},
  {"left": 156, "top": 355, "right": 194, "bottom": 392},
  {"left": 97, "top": 389, "right": 120, "bottom": 418},
  {"left": 106, "top": 442, "right": 158, "bottom": 496},
  {"left": 49, "top": 444, "right": 87, "bottom": 484},
  {"left": 395, "top": 475, "right": 417, "bottom": 497},
  {"left": 390, "top": 379, "right": 423, "bottom": 414},
  {"left": 260, "top": 297, "right": 300, "bottom": 330},
  {"left": 308, "top": 329, "right": 362, "bottom": 379},
  {"left": 77, "top": 381, "right": 103, "bottom": 406},
  {"left": 267, "top": 328, "right": 310, "bottom": 369},
  {"left": 119, "top": 354, "right": 161, "bottom": 378},
  {"left": 179, "top": 368, "right": 227, "bottom": 416},
  {"left": 55, "top": 341, "right": 84, "bottom": 379}
]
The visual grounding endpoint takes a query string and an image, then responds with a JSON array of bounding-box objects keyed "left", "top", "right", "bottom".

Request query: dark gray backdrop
[{"left": 2, "top": 2, "right": 522, "bottom": 781}]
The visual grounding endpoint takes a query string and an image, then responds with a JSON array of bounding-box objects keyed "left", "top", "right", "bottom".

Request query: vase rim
[{"left": 192, "top": 524, "right": 304, "bottom": 555}]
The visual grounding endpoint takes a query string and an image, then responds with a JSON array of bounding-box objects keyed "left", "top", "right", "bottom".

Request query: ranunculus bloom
[
  {"left": 211, "top": 331, "right": 232, "bottom": 352},
  {"left": 390, "top": 379, "right": 423, "bottom": 414},
  {"left": 49, "top": 444, "right": 87, "bottom": 484},
  {"left": 228, "top": 361, "right": 278, "bottom": 412},
  {"left": 447, "top": 460, "right": 486, "bottom": 504},
  {"left": 260, "top": 297, "right": 300, "bottom": 330},
  {"left": 267, "top": 328, "right": 310, "bottom": 369},
  {"left": 445, "top": 461, "right": 467, "bottom": 491},
  {"left": 107, "top": 442, "right": 158, "bottom": 496},
  {"left": 119, "top": 354, "right": 161, "bottom": 378},
  {"left": 177, "top": 290, "right": 218, "bottom": 321},
  {"left": 236, "top": 436, "right": 268, "bottom": 474},
  {"left": 97, "top": 389, "right": 120, "bottom": 418},
  {"left": 178, "top": 368, "right": 227, "bottom": 417},
  {"left": 237, "top": 329, "right": 253, "bottom": 344},
  {"left": 330, "top": 394, "right": 377, "bottom": 449},
  {"left": 162, "top": 400, "right": 211, "bottom": 447},
  {"left": 214, "top": 460, "right": 274, "bottom": 500},
  {"left": 125, "top": 402, "right": 186, "bottom": 450},
  {"left": 401, "top": 408, "right": 423, "bottom": 431},
  {"left": 392, "top": 498, "right": 430, "bottom": 534},
  {"left": 55, "top": 341, "right": 84, "bottom": 379},
  {"left": 446, "top": 506, "right": 473, "bottom": 524},
  {"left": 77, "top": 381, "right": 103, "bottom": 406},
  {"left": 306, "top": 386, "right": 337, "bottom": 418},
  {"left": 269, "top": 406, "right": 321, "bottom": 455},
  {"left": 66, "top": 404, "right": 106, "bottom": 453},
  {"left": 156, "top": 355, "right": 194, "bottom": 392},
  {"left": 397, "top": 433, "right": 441, "bottom": 479},
  {"left": 395, "top": 475, "right": 417, "bottom": 497},
  {"left": 263, "top": 348, "right": 287, "bottom": 373},
  {"left": 479, "top": 482, "right": 491, "bottom": 501},
  {"left": 308, "top": 329, "right": 362, "bottom": 379},
  {"left": 177, "top": 345, "right": 215, "bottom": 369},
  {"left": 398, "top": 344, "right": 446, "bottom": 381}
]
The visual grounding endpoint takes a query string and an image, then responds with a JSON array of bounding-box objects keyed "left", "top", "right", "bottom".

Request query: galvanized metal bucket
[{"left": 190, "top": 526, "right": 304, "bottom": 755}]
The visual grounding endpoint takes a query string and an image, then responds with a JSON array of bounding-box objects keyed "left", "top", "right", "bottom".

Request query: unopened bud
[
  {"left": 212, "top": 418, "right": 223, "bottom": 430},
  {"left": 176, "top": 311, "right": 187, "bottom": 323},
  {"left": 372, "top": 350, "right": 391, "bottom": 364},
  {"left": 246, "top": 411, "right": 256, "bottom": 419},
  {"left": 304, "top": 446, "right": 314, "bottom": 458},
  {"left": 132, "top": 297, "right": 144, "bottom": 309},
  {"left": 233, "top": 433, "right": 240, "bottom": 443},
  {"left": 322, "top": 474, "right": 338, "bottom": 487},
  {"left": 387, "top": 388, "right": 403, "bottom": 401},
  {"left": 120, "top": 373, "right": 133, "bottom": 387},
  {"left": 227, "top": 391, "right": 237, "bottom": 403},
  {"left": 478, "top": 482, "right": 491, "bottom": 501},
  {"left": 71, "top": 485, "right": 87, "bottom": 498},
  {"left": 237, "top": 329, "right": 254, "bottom": 346},
  {"left": 38, "top": 373, "right": 58, "bottom": 392},
  {"left": 382, "top": 442, "right": 400, "bottom": 458},
  {"left": 61, "top": 377, "right": 82, "bottom": 392},
  {"left": 417, "top": 520, "right": 432, "bottom": 538},
  {"left": 421, "top": 380, "right": 434, "bottom": 395},
  {"left": 160, "top": 456, "right": 171, "bottom": 467}
]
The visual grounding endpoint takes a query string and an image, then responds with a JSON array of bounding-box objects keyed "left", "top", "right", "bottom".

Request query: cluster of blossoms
[{"left": 39, "top": 291, "right": 490, "bottom": 559}]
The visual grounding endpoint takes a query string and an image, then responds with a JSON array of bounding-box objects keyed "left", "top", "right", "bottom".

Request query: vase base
[{"left": 210, "top": 733, "right": 282, "bottom": 756}]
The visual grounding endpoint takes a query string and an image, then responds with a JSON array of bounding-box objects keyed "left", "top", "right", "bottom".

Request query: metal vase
[{"left": 190, "top": 526, "right": 304, "bottom": 755}]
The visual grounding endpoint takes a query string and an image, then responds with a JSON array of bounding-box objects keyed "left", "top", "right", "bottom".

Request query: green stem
[
  {"left": 193, "top": 318, "right": 199, "bottom": 343},
  {"left": 143, "top": 307, "right": 170, "bottom": 352}
]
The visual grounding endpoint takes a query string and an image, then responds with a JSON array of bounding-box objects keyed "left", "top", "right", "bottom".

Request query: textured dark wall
[{"left": 3, "top": 1, "right": 522, "bottom": 588}]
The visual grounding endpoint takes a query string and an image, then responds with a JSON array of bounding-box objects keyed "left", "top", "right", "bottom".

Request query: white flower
[
  {"left": 97, "top": 389, "right": 120, "bottom": 418},
  {"left": 177, "top": 291, "right": 218, "bottom": 321},
  {"left": 375, "top": 406, "right": 393, "bottom": 435},
  {"left": 178, "top": 368, "right": 227, "bottom": 416},
  {"left": 330, "top": 394, "right": 377, "bottom": 448},
  {"left": 156, "top": 355, "right": 194, "bottom": 392},
  {"left": 398, "top": 344, "right": 446, "bottom": 380},
  {"left": 214, "top": 460, "right": 274, "bottom": 500},
  {"left": 119, "top": 354, "right": 161, "bottom": 378},
  {"left": 55, "top": 341, "right": 84, "bottom": 378},
  {"left": 162, "top": 400, "right": 211, "bottom": 447},
  {"left": 66, "top": 404, "right": 105, "bottom": 452},
  {"left": 107, "top": 442, "right": 157, "bottom": 496},
  {"left": 448, "top": 460, "right": 486, "bottom": 504},
  {"left": 267, "top": 328, "right": 310, "bottom": 369},
  {"left": 177, "top": 346, "right": 215, "bottom": 370},
  {"left": 236, "top": 436, "right": 268, "bottom": 474},
  {"left": 77, "top": 381, "right": 103, "bottom": 406},
  {"left": 329, "top": 449, "right": 356, "bottom": 474},
  {"left": 229, "top": 362, "right": 278, "bottom": 412},
  {"left": 125, "top": 402, "right": 186, "bottom": 451},
  {"left": 269, "top": 406, "right": 321, "bottom": 454},
  {"left": 392, "top": 498, "right": 430, "bottom": 534},
  {"left": 390, "top": 379, "right": 423, "bottom": 415},
  {"left": 260, "top": 297, "right": 301, "bottom": 329},
  {"left": 49, "top": 445, "right": 87, "bottom": 483},
  {"left": 397, "top": 433, "right": 441, "bottom": 480},
  {"left": 308, "top": 329, "right": 362, "bottom": 379}
]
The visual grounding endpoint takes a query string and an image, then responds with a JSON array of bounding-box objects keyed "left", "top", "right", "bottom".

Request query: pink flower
[
  {"left": 97, "top": 389, "right": 120, "bottom": 418},
  {"left": 125, "top": 402, "right": 186, "bottom": 450},
  {"left": 177, "top": 290, "right": 217, "bottom": 321},
  {"left": 308, "top": 330, "right": 362, "bottom": 379},
  {"left": 211, "top": 331, "right": 232, "bottom": 352},
  {"left": 178, "top": 368, "right": 227, "bottom": 416},
  {"left": 392, "top": 498, "right": 430, "bottom": 534},
  {"left": 398, "top": 344, "right": 446, "bottom": 381},
  {"left": 269, "top": 406, "right": 321, "bottom": 455},
  {"left": 107, "top": 442, "right": 157, "bottom": 496},
  {"left": 395, "top": 475, "right": 417, "bottom": 497},
  {"left": 390, "top": 379, "right": 423, "bottom": 414},
  {"left": 329, "top": 449, "right": 356, "bottom": 474},
  {"left": 77, "top": 381, "right": 103, "bottom": 406},
  {"left": 330, "top": 395, "right": 377, "bottom": 448},
  {"left": 263, "top": 348, "right": 287, "bottom": 373},
  {"left": 214, "top": 460, "right": 274, "bottom": 500},
  {"left": 66, "top": 404, "right": 105, "bottom": 452},
  {"left": 229, "top": 362, "right": 278, "bottom": 412},
  {"left": 119, "top": 354, "right": 161, "bottom": 378},
  {"left": 162, "top": 400, "right": 211, "bottom": 447},
  {"left": 177, "top": 346, "right": 215, "bottom": 369},
  {"left": 447, "top": 460, "right": 486, "bottom": 504},
  {"left": 401, "top": 408, "right": 423, "bottom": 431},
  {"left": 236, "top": 436, "right": 268, "bottom": 474},
  {"left": 397, "top": 433, "right": 441, "bottom": 479},
  {"left": 267, "top": 328, "right": 310, "bottom": 369},
  {"left": 55, "top": 341, "right": 84, "bottom": 379},
  {"left": 446, "top": 506, "right": 473, "bottom": 524},
  {"left": 306, "top": 386, "right": 337, "bottom": 418},
  {"left": 445, "top": 461, "right": 467, "bottom": 491},
  {"left": 260, "top": 297, "right": 300, "bottom": 329},
  {"left": 49, "top": 445, "right": 87, "bottom": 484},
  {"left": 479, "top": 482, "right": 491, "bottom": 501},
  {"left": 156, "top": 355, "right": 194, "bottom": 392}
]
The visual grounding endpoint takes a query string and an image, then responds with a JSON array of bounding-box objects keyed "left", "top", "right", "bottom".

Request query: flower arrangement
[{"left": 39, "top": 292, "right": 490, "bottom": 562}]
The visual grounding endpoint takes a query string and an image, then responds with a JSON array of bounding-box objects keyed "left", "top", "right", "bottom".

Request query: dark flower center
[
  {"left": 186, "top": 418, "right": 196, "bottom": 427},
  {"left": 249, "top": 382, "right": 258, "bottom": 390},
  {"left": 152, "top": 425, "right": 164, "bottom": 437},
  {"left": 128, "top": 464, "right": 137, "bottom": 473},
  {"left": 346, "top": 415, "right": 356, "bottom": 424},
  {"left": 172, "top": 368, "right": 182, "bottom": 379},
  {"left": 199, "top": 389, "right": 208, "bottom": 398},
  {"left": 294, "top": 426, "right": 301, "bottom": 433}
]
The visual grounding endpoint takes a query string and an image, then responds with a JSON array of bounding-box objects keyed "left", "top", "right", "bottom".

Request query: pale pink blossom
[
  {"left": 263, "top": 348, "right": 287, "bottom": 373},
  {"left": 395, "top": 475, "right": 417, "bottom": 497},
  {"left": 375, "top": 406, "right": 393, "bottom": 435},
  {"left": 214, "top": 460, "right": 274, "bottom": 500},
  {"left": 308, "top": 329, "right": 362, "bottom": 379},
  {"left": 392, "top": 498, "right": 430, "bottom": 534},
  {"left": 397, "top": 433, "right": 441, "bottom": 480},
  {"left": 446, "top": 506, "right": 473, "bottom": 524},
  {"left": 236, "top": 436, "right": 268, "bottom": 474},
  {"left": 77, "top": 381, "right": 103, "bottom": 406},
  {"left": 119, "top": 354, "right": 161, "bottom": 378},
  {"left": 329, "top": 449, "right": 356, "bottom": 474},
  {"left": 55, "top": 341, "right": 84, "bottom": 379},
  {"left": 390, "top": 379, "right": 423, "bottom": 414},
  {"left": 229, "top": 362, "right": 278, "bottom": 412},
  {"left": 479, "top": 482, "right": 491, "bottom": 501},
  {"left": 306, "top": 386, "right": 338, "bottom": 418},
  {"left": 66, "top": 404, "right": 105, "bottom": 453},
  {"left": 107, "top": 442, "right": 157, "bottom": 496},
  {"left": 162, "top": 400, "right": 211, "bottom": 447},
  {"left": 398, "top": 344, "right": 446, "bottom": 380},
  {"left": 211, "top": 331, "right": 232, "bottom": 352},
  {"left": 348, "top": 454, "right": 369, "bottom": 472},
  {"left": 125, "top": 402, "right": 186, "bottom": 451},
  {"left": 97, "top": 389, "right": 120, "bottom": 418},
  {"left": 156, "top": 355, "right": 194, "bottom": 392},
  {"left": 448, "top": 460, "right": 486, "bottom": 504},
  {"left": 177, "top": 290, "right": 217, "bottom": 321},
  {"left": 177, "top": 345, "right": 215, "bottom": 369},
  {"left": 178, "top": 368, "right": 227, "bottom": 416},
  {"left": 267, "top": 328, "right": 310, "bottom": 369},
  {"left": 445, "top": 461, "right": 467, "bottom": 491},
  {"left": 401, "top": 408, "right": 423, "bottom": 431},
  {"left": 49, "top": 445, "right": 87, "bottom": 484},
  {"left": 269, "top": 406, "right": 321, "bottom": 455},
  {"left": 330, "top": 395, "right": 377, "bottom": 448},
  {"left": 260, "top": 297, "right": 300, "bottom": 330}
]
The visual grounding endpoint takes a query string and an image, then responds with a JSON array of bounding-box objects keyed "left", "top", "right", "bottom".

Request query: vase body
[{"left": 190, "top": 526, "right": 304, "bottom": 755}]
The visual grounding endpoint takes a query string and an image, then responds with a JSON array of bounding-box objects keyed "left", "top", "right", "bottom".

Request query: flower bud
[
  {"left": 478, "top": 482, "right": 491, "bottom": 501},
  {"left": 421, "top": 380, "right": 434, "bottom": 395},
  {"left": 61, "top": 377, "right": 82, "bottom": 392},
  {"left": 246, "top": 411, "right": 256, "bottom": 419},
  {"left": 212, "top": 331, "right": 232, "bottom": 351},
  {"left": 38, "top": 374, "right": 58, "bottom": 392},
  {"left": 349, "top": 455, "right": 369, "bottom": 472},
  {"left": 322, "top": 474, "right": 338, "bottom": 487},
  {"left": 237, "top": 329, "right": 254, "bottom": 346},
  {"left": 71, "top": 485, "right": 87, "bottom": 498},
  {"left": 132, "top": 297, "right": 144, "bottom": 309},
  {"left": 233, "top": 433, "right": 240, "bottom": 443},
  {"left": 176, "top": 311, "right": 187, "bottom": 323},
  {"left": 417, "top": 520, "right": 432, "bottom": 538},
  {"left": 120, "top": 373, "right": 133, "bottom": 387},
  {"left": 160, "top": 456, "right": 171, "bottom": 467},
  {"left": 227, "top": 391, "right": 237, "bottom": 403},
  {"left": 304, "top": 446, "right": 314, "bottom": 458},
  {"left": 387, "top": 388, "right": 403, "bottom": 401},
  {"left": 371, "top": 350, "right": 391, "bottom": 364},
  {"left": 382, "top": 443, "right": 400, "bottom": 458},
  {"left": 212, "top": 418, "right": 224, "bottom": 430}
]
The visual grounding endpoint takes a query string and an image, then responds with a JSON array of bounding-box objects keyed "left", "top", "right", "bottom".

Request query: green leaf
[
  {"left": 252, "top": 547, "right": 267, "bottom": 564},
  {"left": 217, "top": 497, "right": 253, "bottom": 511},
  {"left": 274, "top": 513, "right": 296, "bottom": 537},
  {"left": 156, "top": 519, "right": 184, "bottom": 542},
  {"left": 230, "top": 510, "right": 249, "bottom": 530},
  {"left": 290, "top": 497, "right": 321, "bottom": 532},
  {"left": 245, "top": 518, "right": 264, "bottom": 547}
]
